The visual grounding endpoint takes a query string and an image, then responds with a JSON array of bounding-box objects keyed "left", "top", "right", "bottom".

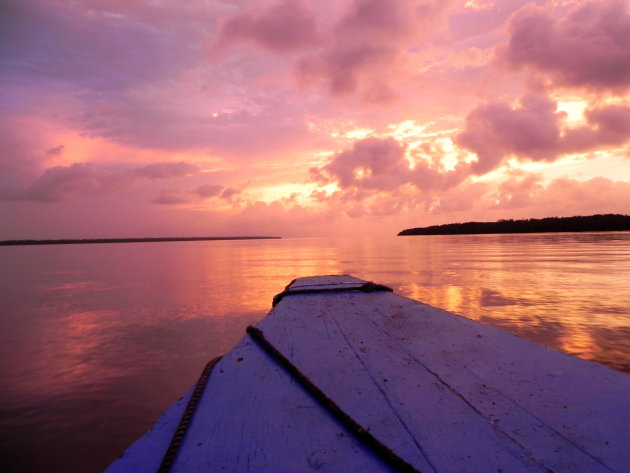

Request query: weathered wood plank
[
  {"left": 317, "top": 291, "right": 629, "bottom": 472},
  {"left": 377, "top": 293, "right": 630, "bottom": 472},
  {"left": 258, "top": 294, "right": 436, "bottom": 472},
  {"left": 106, "top": 333, "right": 396, "bottom": 472},
  {"left": 260, "top": 292, "right": 547, "bottom": 472},
  {"left": 169, "top": 337, "right": 394, "bottom": 472}
]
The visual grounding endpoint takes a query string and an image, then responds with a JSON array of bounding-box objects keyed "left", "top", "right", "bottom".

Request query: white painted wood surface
[{"left": 105, "top": 275, "right": 630, "bottom": 473}]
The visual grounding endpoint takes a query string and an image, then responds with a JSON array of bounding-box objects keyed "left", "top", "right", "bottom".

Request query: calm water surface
[{"left": 1, "top": 234, "right": 629, "bottom": 473}]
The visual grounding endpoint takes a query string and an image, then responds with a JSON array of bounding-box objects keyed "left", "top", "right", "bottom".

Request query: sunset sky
[{"left": 1, "top": 0, "right": 629, "bottom": 238}]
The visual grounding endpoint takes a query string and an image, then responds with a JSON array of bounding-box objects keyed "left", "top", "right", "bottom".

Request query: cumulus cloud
[
  {"left": 214, "top": 0, "right": 320, "bottom": 53},
  {"left": 314, "top": 137, "right": 410, "bottom": 190},
  {"left": 457, "top": 94, "right": 630, "bottom": 174},
  {"left": 312, "top": 136, "right": 469, "bottom": 198},
  {"left": 457, "top": 93, "right": 563, "bottom": 174},
  {"left": 496, "top": 0, "right": 630, "bottom": 91}
]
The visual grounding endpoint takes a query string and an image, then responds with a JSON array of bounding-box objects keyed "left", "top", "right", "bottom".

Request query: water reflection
[
  {"left": 395, "top": 233, "right": 630, "bottom": 375},
  {"left": 1, "top": 233, "right": 629, "bottom": 473}
]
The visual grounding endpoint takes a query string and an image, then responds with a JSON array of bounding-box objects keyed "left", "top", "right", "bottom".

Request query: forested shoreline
[{"left": 398, "top": 214, "right": 630, "bottom": 236}]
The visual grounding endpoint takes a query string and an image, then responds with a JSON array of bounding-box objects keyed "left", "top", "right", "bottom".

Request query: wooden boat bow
[{"left": 105, "top": 275, "right": 630, "bottom": 473}]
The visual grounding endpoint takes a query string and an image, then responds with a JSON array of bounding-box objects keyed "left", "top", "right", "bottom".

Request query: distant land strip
[
  {"left": 0, "top": 236, "right": 282, "bottom": 246},
  {"left": 398, "top": 214, "right": 630, "bottom": 236}
]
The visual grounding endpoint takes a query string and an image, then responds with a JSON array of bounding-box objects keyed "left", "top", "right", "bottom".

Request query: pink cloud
[
  {"left": 312, "top": 136, "right": 470, "bottom": 198},
  {"left": 220, "top": 187, "right": 240, "bottom": 200},
  {"left": 489, "top": 176, "right": 630, "bottom": 217},
  {"left": 196, "top": 184, "right": 224, "bottom": 198},
  {"left": 457, "top": 93, "right": 563, "bottom": 174},
  {"left": 418, "top": 174, "right": 630, "bottom": 224},
  {"left": 6, "top": 161, "right": 199, "bottom": 202},
  {"left": 228, "top": 198, "right": 344, "bottom": 237},
  {"left": 76, "top": 95, "right": 321, "bottom": 161},
  {"left": 130, "top": 162, "right": 198, "bottom": 179},
  {"left": 152, "top": 193, "right": 191, "bottom": 205},
  {"left": 335, "top": 0, "right": 431, "bottom": 44},
  {"left": 295, "top": 0, "right": 454, "bottom": 99},
  {"left": 25, "top": 163, "right": 105, "bottom": 202},
  {"left": 488, "top": 172, "right": 544, "bottom": 209},
  {"left": 215, "top": 0, "right": 320, "bottom": 53},
  {"left": 428, "top": 182, "right": 490, "bottom": 213},
  {"left": 0, "top": 116, "right": 48, "bottom": 175},
  {"left": 45, "top": 145, "right": 64, "bottom": 157},
  {"left": 562, "top": 105, "right": 630, "bottom": 153},
  {"left": 153, "top": 183, "right": 240, "bottom": 206},
  {"left": 535, "top": 177, "right": 630, "bottom": 216},
  {"left": 296, "top": 45, "right": 398, "bottom": 97},
  {"left": 457, "top": 94, "right": 630, "bottom": 174},
  {"left": 314, "top": 137, "right": 410, "bottom": 190},
  {"left": 448, "top": 0, "right": 539, "bottom": 40},
  {"left": 496, "top": 0, "right": 630, "bottom": 91},
  {"left": 2, "top": 0, "right": 299, "bottom": 162},
  {"left": 3, "top": 1, "right": 326, "bottom": 163}
]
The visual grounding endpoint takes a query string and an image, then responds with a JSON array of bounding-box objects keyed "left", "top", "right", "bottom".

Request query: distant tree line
[
  {"left": 398, "top": 214, "right": 630, "bottom": 236},
  {"left": 0, "top": 236, "right": 281, "bottom": 246}
]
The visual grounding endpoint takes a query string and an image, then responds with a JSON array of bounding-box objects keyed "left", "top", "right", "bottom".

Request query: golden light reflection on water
[
  {"left": 559, "top": 327, "right": 597, "bottom": 361},
  {"left": 165, "top": 240, "right": 347, "bottom": 316},
  {"left": 395, "top": 232, "right": 630, "bottom": 373},
  {"left": 404, "top": 280, "right": 622, "bottom": 368}
]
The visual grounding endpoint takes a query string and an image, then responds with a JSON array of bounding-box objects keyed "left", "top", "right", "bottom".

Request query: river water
[{"left": 1, "top": 233, "right": 629, "bottom": 473}]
